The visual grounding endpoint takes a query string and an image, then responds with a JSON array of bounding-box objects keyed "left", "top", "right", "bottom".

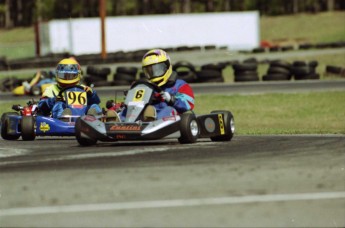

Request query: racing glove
[
  {"left": 84, "top": 86, "right": 93, "bottom": 95},
  {"left": 161, "top": 92, "right": 175, "bottom": 106},
  {"left": 55, "top": 95, "right": 64, "bottom": 102}
]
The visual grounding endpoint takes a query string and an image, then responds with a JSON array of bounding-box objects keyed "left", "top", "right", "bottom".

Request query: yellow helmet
[
  {"left": 55, "top": 58, "right": 81, "bottom": 88},
  {"left": 142, "top": 49, "right": 172, "bottom": 87}
]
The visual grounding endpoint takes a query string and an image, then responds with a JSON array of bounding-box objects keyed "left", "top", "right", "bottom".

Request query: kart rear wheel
[
  {"left": 210, "top": 110, "right": 234, "bottom": 141},
  {"left": 178, "top": 113, "right": 199, "bottom": 144},
  {"left": 75, "top": 117, "right": 97, "bottom": 146},
  {"left": 21, "top": 116, "right": 36, "bottom": 141},
  {"left": 1, "top": 112, "right": 20, "bottom": 140}
]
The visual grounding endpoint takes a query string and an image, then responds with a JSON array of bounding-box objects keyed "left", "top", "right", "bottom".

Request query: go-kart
[
  {"left": 1, "top": 85, "right": 90, "bottom": 141},
  {"left": 75, "top": 79, "right": 235, "bottom": 146},
  {"left": 12, "top": 70, "right": 55, "bottom": 96}
]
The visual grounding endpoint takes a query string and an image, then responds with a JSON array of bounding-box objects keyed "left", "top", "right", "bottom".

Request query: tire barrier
[
  {"left": 0, "top": 57, "right": 8, "bottom": 71},
  {"left": 173, "top": 61, "right": 197, "bottom": 83},
  {"left": 0, "top": 77, "right": 28, "bottom": 92},
  {"left": 232, "top": 60, "right": 259, "bottom": 82},
  {"left": 83, "top": 66, "right": 111, "bottom": 87},
  {"left": 325, "top": 65, "right": 345, "bottom": 77},
  {"left": 112, "top": 66, "right": 138, "bottom": 86},
  {"left": 253, "top": 40, "right": 345, "bottom": 53},
  {"left": 262, "top": 60, "right": 292, "bottom": 81},
  {"left": 291, "top": 60, "right": 320, "bottom": 80}
]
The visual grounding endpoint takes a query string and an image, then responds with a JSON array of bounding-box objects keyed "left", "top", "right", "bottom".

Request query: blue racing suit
[
  {"left": 120, "top": 72, "right": 194, "bottom": 121},
  {"left": 38, "top": 84, "right": 101, "bottom": 118}
]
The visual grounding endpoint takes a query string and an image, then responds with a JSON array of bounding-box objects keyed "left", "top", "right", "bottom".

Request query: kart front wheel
[
  {"left": 75, "top": 117, "right": 97, "bottom": 146},
  {"left": 1, "top": 112, "right": 20, "bottom": 140},
  {"left": 210, "top": 110, "right": 234, "bottom": 141},
  {"left": 21, "top": 116, "right": 36, "bottom": 141},
  {"left": 178, "top": 113, "right": 199, "bottom": 144}
]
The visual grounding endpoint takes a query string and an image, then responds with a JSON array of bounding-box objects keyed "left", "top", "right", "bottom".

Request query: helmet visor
[
  {"left": 143, "top": 62, "right": 169, "bottom": 79},
  {"left": 57, "top": 72, "right": 79, "bottom": 80}
]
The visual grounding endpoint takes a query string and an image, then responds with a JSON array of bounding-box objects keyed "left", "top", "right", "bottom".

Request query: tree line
[{"left": 0, "top": 0, "right": 344, "bottom": 28}]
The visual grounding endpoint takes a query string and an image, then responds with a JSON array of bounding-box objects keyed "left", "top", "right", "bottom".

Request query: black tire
[
  {"left": 295, "top": 73, "right": 320, "bottom": 80},
  {"left": 178, "top": 113, "right": 199, "bottom": 144},
  {"left": 111, "top": 80, "right": 132, "bottom": 86},
  {"left": 176, "top": 71, "right": 197, "bottom": 83},
  {"left": 232, "top": 63, "right": 257, "bottom": 72},
  {"left": 1, "top": 112, "right": 20, "bottom": 140},
  {"left": 86, "top": 66, "right": 111, "bottom": 76},
  {"left": 292, "top": 66, "right": 315, "bottom": 77},
  {"left": 234, "top": 71, "right": 259, "bottom": 77},
  {"left": 91, "top": 81, "right": 114, "bottom": 87},
  {"left": 201, "top": 63, "right": 225, "bottom": 72},
  {"left": 234, "top": 74, "right": 259, "bottom": 82},
  {"left": 262, "top": 74, "right": 291, "bottom": 81},
  {"left": 21, "top": 116, "right": 35, "bottom": 141},
  {"left": 210, "top": 110, "right": 234, "bottom": 141},
  {"left": 75, "top": 117, "right": 97, "bottom": 146},
  {"left": 293, "top": 61, "right": 307, "bottom": 67},
  {"left": 116, "top": 67, "right": 138, "bottom": 76},
  {"left": 173, "top": 61, "right": 196, "bottom": 72},
  {"left": 325, "top": 65, "right": 343, "bottom": 74},
  {"left": 269, "top": 60, "right": 291, "bottom": 69},
  {"left": 114, "top": 73, "right": 136, "bottom": 81},
  {"left": 82, "top": 75, "right": 104, "bottom": 84},
  {"left": 196, "top": 69, "right": 222, "bottom": 79},
  {"left": 267, "top": 66, "right": 291, "bottom": 75}
]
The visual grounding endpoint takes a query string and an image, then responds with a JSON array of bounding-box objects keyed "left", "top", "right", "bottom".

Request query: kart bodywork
[
  {"left": 1, "top": 86, "right": 89, "bottom": 140},
  {"left": 12, "top": 71, "right": 55, "bottom": 96},
  {"left": 75, "top": 80, "right": 235, "bottom": 146}
]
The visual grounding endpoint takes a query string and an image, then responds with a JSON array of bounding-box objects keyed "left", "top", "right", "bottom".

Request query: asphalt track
[
  {"left": 0, "top": 135, "right": 344, "bottom": 227},
  {"left": 0, "top": 79, "right": 345, "bottom": 227}
]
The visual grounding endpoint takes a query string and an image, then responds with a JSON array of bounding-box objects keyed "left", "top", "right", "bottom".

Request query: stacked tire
[
  {"left": 232, "top": 59, "right": 259, "bottom": 82},
  {"left": 325, "top": 65, "right": 345, "bottom": 77},
  {"left": 112, "top": 66, "right": 138, "bottom": 86},
  {"left": 291, "top": 60, "right": 319, "bottom": 80},
  {"left": 173, "top": 61, "right": 197, "bottom": 83},
  {"left": 0, "top": 77, "right": 25, "bottom": 92},
  {"left": 83, "top": 66, "right": 111, "bottom": 87},
  {"left": 262, "top": 60, "right": 292, "bottom": 81},
  {"left": 195, "top": 62, "right": 225, "bottom": 83}
]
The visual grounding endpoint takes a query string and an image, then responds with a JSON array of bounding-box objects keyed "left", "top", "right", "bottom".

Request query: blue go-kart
[{"left": 1, "top": 85, "right": 91, "bottom": 141}]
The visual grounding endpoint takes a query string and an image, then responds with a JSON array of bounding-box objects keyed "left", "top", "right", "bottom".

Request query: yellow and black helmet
[
  {"left": 55, "top": 58, "right": 81, "bottom": 88},
  {"left": 142, "top": 49, "right": 172, "bottom": 87}
]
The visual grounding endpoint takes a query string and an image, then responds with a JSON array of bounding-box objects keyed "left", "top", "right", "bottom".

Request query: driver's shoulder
[{"left": 42, "top": 84, "right": 59, "bottom": 97}]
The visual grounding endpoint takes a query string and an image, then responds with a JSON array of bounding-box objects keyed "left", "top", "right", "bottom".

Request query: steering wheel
[
  {"left": 57, "top": 85, "right": 86, "bottom": 98},
  {"left": 130, "top": 79, "right": 162, "bottom": 93}
]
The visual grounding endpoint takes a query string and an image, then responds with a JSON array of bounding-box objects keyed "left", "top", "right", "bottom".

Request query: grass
[
  {"left": 260, "top": 11, "right": 345, "bottom": 43},
  {"left": 0, "top": 12, "right": 344, "bottom": 60},
  {"left": 1, "top": 91, "right": 344, "bottom": 135}
]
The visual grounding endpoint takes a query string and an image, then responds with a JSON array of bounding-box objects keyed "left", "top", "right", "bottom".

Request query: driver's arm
[
  {"left": 164, "top": 82, "right": 195, "bottom": 113},
  {"left": 38, "top": 85, "right": 58, "bottom": 115}
]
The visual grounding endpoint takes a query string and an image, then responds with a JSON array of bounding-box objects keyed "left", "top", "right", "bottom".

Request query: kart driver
[
  {"left": 107, "top": 49, "right": 195, "bottom": 121},
  {"left": 38, "top": 57, "right": 102, "bottom": 118}
]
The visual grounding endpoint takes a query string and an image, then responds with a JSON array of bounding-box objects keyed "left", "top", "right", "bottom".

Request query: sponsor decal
[
  {"left": 204, "top": 117, "right": 215, "bottom": 133},
  {"left": 218, "top": 114, "right": 225, "bottom": 135},
  {"left": 84, "top": 115, "right": 97, "bottom": 122},
  {"left": 116, "top": 134, "right": 126, "bottom": 139},
  {"left": 66, "top": 91, "right": 87, "bottom": 106},
  {"left": 162, "top": 116, "right": 176, "bottom": 121},
  {"left": 133, "top": 89, "right": 145, "bottom": 102},
  {"left": 39, "top": 122, "right": 50, "bottom": 132},
  {"left": 109, "top": 125, "right": 141, "bottom": 131}
]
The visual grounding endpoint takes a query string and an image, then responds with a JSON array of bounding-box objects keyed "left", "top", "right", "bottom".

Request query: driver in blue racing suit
[
  {"left": 107, "top": 49, "right": 195, "bottom": 121},
  {"left": 38, "top": 58, "right": 102, "bottom": 118}
]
